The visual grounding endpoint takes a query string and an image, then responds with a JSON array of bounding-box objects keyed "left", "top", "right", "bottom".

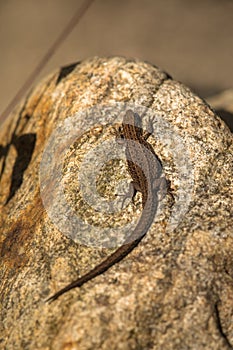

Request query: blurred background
[{"left": 0, "top": 0, "right": 232, "bottom": 129}]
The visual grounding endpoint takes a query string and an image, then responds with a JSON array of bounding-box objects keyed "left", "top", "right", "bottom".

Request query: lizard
[{"left": 46, "top": 109, "right": 166, "bottom": 302}]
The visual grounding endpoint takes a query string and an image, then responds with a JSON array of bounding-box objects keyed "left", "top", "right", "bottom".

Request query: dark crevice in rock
[
  {"left": 5, "top": 133, "right": 36, "bottom": 204},
  {"left": 215, "top": 302, "right": 233, "bottom": 349},
  {"left": 215, "top": 109, "right": 233, "bottom": 132},
  {"left": 56, "top": 62, "right": 80, "bottom": 85}
]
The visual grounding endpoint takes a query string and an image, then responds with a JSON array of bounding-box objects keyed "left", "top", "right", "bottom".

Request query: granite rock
[{"left": 0, "top": 57, "right": 232, "bottom": 349}]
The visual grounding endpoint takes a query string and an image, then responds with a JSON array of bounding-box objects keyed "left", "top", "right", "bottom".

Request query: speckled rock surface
[
  {"left": 0, "top": 57, "right": 232, "bottom": 350},
  {"left": 207, "top": 89, "right": 233, "bottom": 132}
]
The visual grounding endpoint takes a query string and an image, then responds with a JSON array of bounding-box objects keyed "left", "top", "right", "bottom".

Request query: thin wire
[{"left": 0, "top": 0, "right": 95, "bottom": 125}]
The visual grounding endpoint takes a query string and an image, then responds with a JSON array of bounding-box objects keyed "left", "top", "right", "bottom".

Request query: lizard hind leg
[
  {"left": 121, "top": 181, "right": 138, "bottom": 208},
  {"left": 119, "top": 180, "right": 142, "bottom": 209}
]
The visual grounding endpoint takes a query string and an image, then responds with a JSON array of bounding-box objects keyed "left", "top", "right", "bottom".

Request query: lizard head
[{"left": 123, "top": 110, "right": 142, "bottom": 129}]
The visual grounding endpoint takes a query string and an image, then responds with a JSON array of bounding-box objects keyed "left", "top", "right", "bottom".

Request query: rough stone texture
[
  {"left": 207, "top": 89, "right": 233, "bottom": 132},
  {"left": 0, "top": 57, "right": 232, "bottom": 350}
]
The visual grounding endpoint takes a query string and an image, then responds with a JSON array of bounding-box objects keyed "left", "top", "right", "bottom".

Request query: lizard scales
[{"left": 47, "top": 109, "right": 165, "bottom": 302}]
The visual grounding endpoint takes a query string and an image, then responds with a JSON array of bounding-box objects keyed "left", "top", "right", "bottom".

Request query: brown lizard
[{"left": 46, "top": 109, "right": 166, "bottom": 302}]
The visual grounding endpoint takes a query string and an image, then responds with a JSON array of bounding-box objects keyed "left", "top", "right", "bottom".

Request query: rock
[
  {"left": 0, "top": 57, "right": 232, "bottom": 349},
  {"left": 206, "top": 89, "right": 233, "bottom": 132}
]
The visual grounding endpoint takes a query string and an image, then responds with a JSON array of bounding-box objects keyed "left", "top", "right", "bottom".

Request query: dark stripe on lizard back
[{"left": 46, "top": 109, "right": 165, "bottom": 302}]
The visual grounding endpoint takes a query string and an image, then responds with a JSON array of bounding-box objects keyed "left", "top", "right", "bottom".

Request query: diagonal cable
[{"left": 0, "top": 0, "right": 95, "bottom": 125}]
